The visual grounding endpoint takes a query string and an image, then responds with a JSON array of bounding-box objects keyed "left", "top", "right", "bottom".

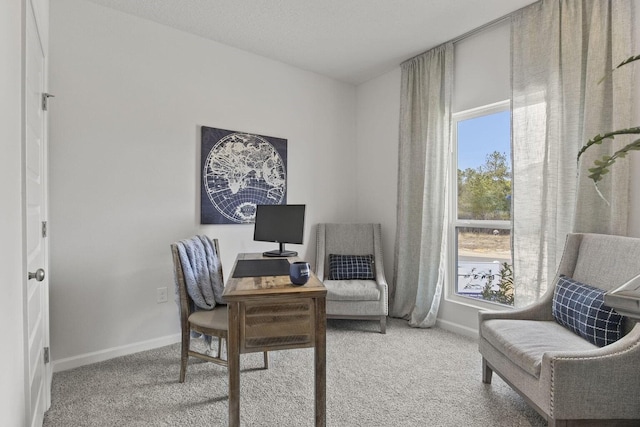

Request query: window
[{"left": 451, "top": 101, "right": 513, "bottom": 306}]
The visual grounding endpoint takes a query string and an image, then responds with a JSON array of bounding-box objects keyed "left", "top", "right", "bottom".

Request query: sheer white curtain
[
  {"left": 391, "top": 43, "right": 453, "bottom": 327},
  {"left": 511, "top": 0, "right": 633, "bottom": 306}
]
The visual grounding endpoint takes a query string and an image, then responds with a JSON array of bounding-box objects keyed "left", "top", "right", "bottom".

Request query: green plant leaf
[
  {"left": 597, "top": 54, "right": 640, "bottom": 84},
  {"left": 584, "top": 137, "right": 640, "bottom": 186},
  {"left": 577, "top": 127, "right": 640, "bottom": 161},
  {"left": 613, "top": 54, "right": 640, "bottom": 72},
  {"left": 582, "top": 53, "right": 639, "bottom": 204}
]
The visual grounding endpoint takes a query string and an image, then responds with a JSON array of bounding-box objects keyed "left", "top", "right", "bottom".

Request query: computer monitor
[{"left": 253, "top": 204, "right": 306, "bottom": 257}]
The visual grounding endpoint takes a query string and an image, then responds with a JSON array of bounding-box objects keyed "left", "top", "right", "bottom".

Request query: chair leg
[
  {"left": 482, "top": 357, "right": 493, "bottom": 384},
  {"left": 220, "top": 337, "right": 227, "bottom": 361},
  {"left": 380, "top": 316, "right": 387, "bottom": 334},
  {"left": 263, "top": 352, "right": 269, "bottom": 369},
  {"left": 180, "top": 329, "right": 190, "bottom": 383}
]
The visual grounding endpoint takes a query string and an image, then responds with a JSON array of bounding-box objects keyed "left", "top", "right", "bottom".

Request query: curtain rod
[{"left": 402, "top": 1, "right": 539, "bottom": 66}]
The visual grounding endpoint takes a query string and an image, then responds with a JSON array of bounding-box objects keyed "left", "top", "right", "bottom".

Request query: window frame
[{"left": 446, "top": 99, "right": 513, "bottom": 310}]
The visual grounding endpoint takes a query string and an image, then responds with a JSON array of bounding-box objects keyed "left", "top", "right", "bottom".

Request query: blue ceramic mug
[{"left": 290, "top": 261, "right": 310, "bottom": 286}]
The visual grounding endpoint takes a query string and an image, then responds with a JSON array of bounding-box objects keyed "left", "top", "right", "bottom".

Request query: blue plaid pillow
[
  {"left": 552, "top": 275, "right": 624, "bottom": 347},
  {"left": 328, "top": 254, "right": 375, "bottom": 280}
]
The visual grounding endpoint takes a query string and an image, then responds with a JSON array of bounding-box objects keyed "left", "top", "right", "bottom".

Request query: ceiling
[{"left": 84, "top": 0, "right": 537, "bottom": 85}]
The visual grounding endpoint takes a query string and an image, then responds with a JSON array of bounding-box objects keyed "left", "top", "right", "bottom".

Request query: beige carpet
[{"left": 43, "top": 318, "right": 545, "bottom": 426}]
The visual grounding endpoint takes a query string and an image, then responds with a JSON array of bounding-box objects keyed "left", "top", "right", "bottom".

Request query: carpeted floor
[{"left": 43, "top": 318, "right": 546, "bottom": 426}]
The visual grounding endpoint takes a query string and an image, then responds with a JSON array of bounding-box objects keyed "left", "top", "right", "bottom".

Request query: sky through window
[{"left": 457, "top": 110, "right": 510, "bottom": 171}]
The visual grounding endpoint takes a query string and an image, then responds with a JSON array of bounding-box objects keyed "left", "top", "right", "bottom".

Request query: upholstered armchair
[
  {"left": 479, "top": 233, "right": 640, "bottom": 426},
  {"left": 315, "top": 223, "right": 388, "bottom": 333}
]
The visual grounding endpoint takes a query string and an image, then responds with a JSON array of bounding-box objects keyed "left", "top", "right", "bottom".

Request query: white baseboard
[
  {"left": 52, "top": 333, "right": 181, "bottom": 373},
  {"left": 436, "top": 318, "right": 479, "bottom": 340}
]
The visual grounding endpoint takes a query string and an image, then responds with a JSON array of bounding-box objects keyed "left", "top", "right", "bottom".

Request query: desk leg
[
  {"left": 228, "top": 302, "right": 241, "bottom": 427},
  {"left": 314, "top": 296, "right": 326, "bottom": 427}
]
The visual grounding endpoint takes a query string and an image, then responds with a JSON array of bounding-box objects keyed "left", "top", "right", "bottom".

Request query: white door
[{"left": 25, "top": 1, "right": 51, "bottom": 425}]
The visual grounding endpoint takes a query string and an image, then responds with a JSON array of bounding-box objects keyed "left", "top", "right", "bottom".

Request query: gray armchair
[
  {"left": 315, "top": 223, "right": 388, "bottom": 333},
  {"left": 479, "top": 233, "right": 640, "bottom": 426}
]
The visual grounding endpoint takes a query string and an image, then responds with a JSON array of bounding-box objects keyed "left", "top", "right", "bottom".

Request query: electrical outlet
[{"left": 157, "top": 287, "right": 168, "bottom": 303}]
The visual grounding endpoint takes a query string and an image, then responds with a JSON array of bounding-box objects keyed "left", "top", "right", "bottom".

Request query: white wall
[
  {"left": 356, "top": 12, "right": 640, "bottom": 337},
  {"left": 355, "top": 68, "right": 401, "bottom": 277},
  {"left": 453, "top": 21, "right": 511, "bottom": 113},
  {"left": 49, "top": 0, "right": 357, "bottom": 367},
  {"left": 0, "top": 0, "right": 27, "bottom": 423}
]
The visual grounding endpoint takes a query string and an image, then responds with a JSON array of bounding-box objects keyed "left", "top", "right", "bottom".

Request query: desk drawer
[{"left": 241, "top": 298, "right": 315, "bottom": 352}]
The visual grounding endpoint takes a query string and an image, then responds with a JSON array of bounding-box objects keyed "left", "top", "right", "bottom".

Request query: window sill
[{"left": 444, "top": 290, "right": 514, "bottom": 312}]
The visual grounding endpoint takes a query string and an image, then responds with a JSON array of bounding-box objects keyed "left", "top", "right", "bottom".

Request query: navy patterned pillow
[
  {"left": 328, "top": 254, "right": 375, "bottom": 280},
  {"left": 552, "top": 275, "right": 624, "bottom": 347}
]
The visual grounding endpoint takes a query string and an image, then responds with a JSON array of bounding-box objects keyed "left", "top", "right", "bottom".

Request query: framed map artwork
[{"left": 200, "top": 126, "right": 288, "bottom": 224}]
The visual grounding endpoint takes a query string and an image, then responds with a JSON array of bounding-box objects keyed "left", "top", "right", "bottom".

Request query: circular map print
[{"left": 203, "top": 133, "right": 286, "bottom": 223}]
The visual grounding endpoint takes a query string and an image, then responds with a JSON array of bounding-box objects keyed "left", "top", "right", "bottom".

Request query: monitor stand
[{"left": 263, "top": 242, "right": 298, "bottom": 257}]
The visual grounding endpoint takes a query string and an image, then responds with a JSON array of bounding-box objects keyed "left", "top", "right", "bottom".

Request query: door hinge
[
  {"left": 44, "top": 347, "right": 50, "bottom": 364},
  {"left": 42, "top": 221, "right": 47, "bottom": 238},
  {"left": 42, "top": 93, "right": 55, "bottom": 111}
]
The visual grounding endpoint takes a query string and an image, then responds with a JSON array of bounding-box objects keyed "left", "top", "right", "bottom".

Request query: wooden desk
[{"left": 222, "top": 253, "right": 327, "bottom": 427}]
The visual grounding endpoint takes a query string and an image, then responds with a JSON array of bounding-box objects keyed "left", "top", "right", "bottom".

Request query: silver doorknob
[{"left": 28, "top": 268, "right": 45, "bottom": 282}]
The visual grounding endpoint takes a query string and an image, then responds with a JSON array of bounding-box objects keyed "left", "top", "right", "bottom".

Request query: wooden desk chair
[{"left": 171, "top": 238, "right": 268, "bottom": 383}]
